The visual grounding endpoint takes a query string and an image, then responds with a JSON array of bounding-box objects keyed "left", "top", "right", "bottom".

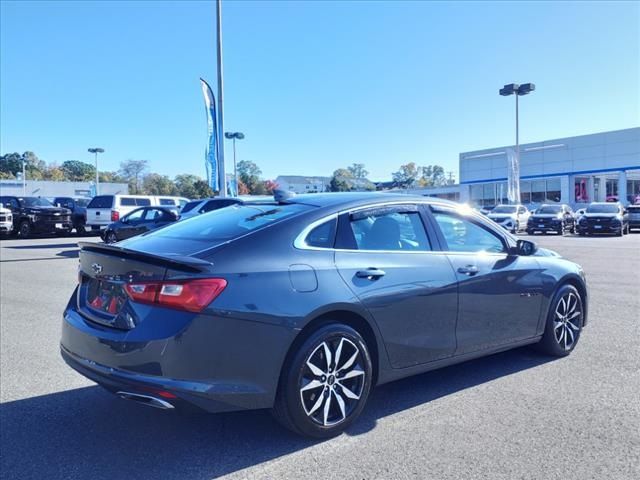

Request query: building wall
[
  {"left": 0, "top": 180, "right": 129, "bottom": 198},
  {"left": 459, "top": 127, "right": 640, "bottom": 207}
]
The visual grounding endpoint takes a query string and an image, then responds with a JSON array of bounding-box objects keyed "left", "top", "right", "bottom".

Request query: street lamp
[
  {"left": 499, "top": 83, "right": 535, "bottom": 203},
  {"left": 87, "top": 148, "right": 105, "bottom": 195},
  {"left": 224, "top": 132, "right": 244, "bottom": 193}
]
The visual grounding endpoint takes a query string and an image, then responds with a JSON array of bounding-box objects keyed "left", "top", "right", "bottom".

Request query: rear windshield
[
  {"left": 143, "top": 203, "right": 312, "bottom": 243},
  {"left": 19, "top": 197, "right": 53, "bottom": 207},
  {"left": 180, "top": 200, "right": 201, "bottom": 213},
  {"left": 492, "top": 205, "right": 517, "bottom": 213},
  {"left": 88, "top": 195, "right": 113, "bottom": 208},
  {"left": 586, "top": 204, "right": 618, "bottom": 214},
  {"left": 537, "top": 205, "right": 562, "bottom": 214}
]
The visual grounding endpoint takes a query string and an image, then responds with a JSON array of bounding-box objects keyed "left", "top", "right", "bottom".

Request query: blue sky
[{"left": 1, "top": 0, "right": 638, "bottom": 182}]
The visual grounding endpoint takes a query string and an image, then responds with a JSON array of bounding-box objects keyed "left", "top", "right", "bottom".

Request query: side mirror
[{"left": 514, "top": 239, "right": 537, "bottom": 256}]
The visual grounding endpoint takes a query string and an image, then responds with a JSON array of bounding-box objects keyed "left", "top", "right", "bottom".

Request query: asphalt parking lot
[{"left": 1, "top": 232, "right": 639, "bottom": 480}]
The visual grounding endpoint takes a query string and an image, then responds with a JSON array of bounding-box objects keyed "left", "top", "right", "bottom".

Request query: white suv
[
  {"left": 487, "top": 204, "right": 530, "bottom": 233},
  {"left": 86, "top": 195, "right": 189, "bottom": 231},
  {"left": 0, "top": 204, "right": 13, "bottom": 235}
]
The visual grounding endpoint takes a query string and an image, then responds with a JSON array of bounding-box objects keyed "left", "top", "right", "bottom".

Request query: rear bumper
[{"left": 60, "top": 294, "right": 295, "bottom": 413}]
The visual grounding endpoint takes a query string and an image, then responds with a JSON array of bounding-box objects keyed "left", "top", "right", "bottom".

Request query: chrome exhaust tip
[{"left": 115, "top": 391, "right": 175, "bottom": 410}]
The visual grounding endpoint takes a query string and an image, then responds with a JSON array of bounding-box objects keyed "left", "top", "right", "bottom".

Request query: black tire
[
  {"left": 511, "top": 221, "right": 518, "bottom": 234},
  {"left": 18, "top": 220, "right": 31, "bottom": 238},
  {"left": 526, "top": 230, "right": 534, "bottom": 236},
  {"left": 272, "top": 323, "right": 373, "bottom": 438},
  {"left": 75, "top": 224, "right": 86, "bottom": 235},
  {"left": 535, "top": 284, "right": 584, "bottom": 357},
  {"left": 105, "top": 231, "right": 118, "bottom": 244},
  {"left": 579, "top": 231, "right": 586, "bottom": 237}
]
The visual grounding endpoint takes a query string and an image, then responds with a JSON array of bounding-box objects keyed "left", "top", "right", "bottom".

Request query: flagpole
[{"left": 215, "top": 0, "right": 227, "bottom": 197}]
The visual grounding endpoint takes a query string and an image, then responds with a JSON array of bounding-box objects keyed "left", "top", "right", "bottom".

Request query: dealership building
[{"left": 455, "top": 127, "right": 640, "bottom": 207}]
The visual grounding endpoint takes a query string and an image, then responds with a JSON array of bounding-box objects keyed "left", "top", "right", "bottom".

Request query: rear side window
[
  {"left": 346, "top": 208, "right": 431, "bottom": 251},
  {"left": 159, "top": 198, "right": 175, "bottom": 206},
  {"left": 87, "top": 195, "right": 113, "bottom": 209},
  {"left": 119, "top": 197, "right": 137, "bottom": 206},
  {"left": 180, "top": 200, "right": 201, "bottom": 213},
  {"left": 138, "top": 203, "right": 312, "bottom": 243},
  {"left": 305, "top": 218, "right": 337, "bottom": 248},
  {"left": 136, "top": 198, "right": 151, "bottom": 206}
]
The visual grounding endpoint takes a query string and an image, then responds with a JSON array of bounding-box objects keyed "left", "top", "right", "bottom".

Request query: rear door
[
  {"left": 334, "top": 204, "right": 458, "bottom": 368},
  {"left": 86, "top": 195, "right": 114, "bottom": 227},
  {"left": 428, "top": 206, "right": 544, "bottom": 354}
]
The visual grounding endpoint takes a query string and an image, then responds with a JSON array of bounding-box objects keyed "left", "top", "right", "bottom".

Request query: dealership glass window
[
  {"left": 628, "top": 179, "right": 640, "bottom": 203},
  {"left": 575, "top": 177, "right": 589, "bottom": 203},
  {"left": 470, "top": 185, "right": 483, "bottom": 206},
  {"left": 483, "top": 183, "right": 495, "bottom": 206},
  {"left": 520, "top": 181, "right": 531, "bottom": 204},
  {"left": 496, "top": 182, "right": 508, "bottom": 205},
  {"left": 545, "top": 178, "right": 561, "bottom": 203},
  {"left": 605, "top": 179, "right": 618, "bottom": 200},
  {"left": 531, "top": 180, "right": 546, "bottom": 203}
]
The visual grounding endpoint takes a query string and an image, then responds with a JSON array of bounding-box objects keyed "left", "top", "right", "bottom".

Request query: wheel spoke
[
  {"left": 563, "top": 327, "right": 569, "bottom": 350},
  {"left": 339, "top": 350, "right": 358, "bottom": 372},
  {"left": 568, "top": 311, "right": 581, "bottom": 321},
  {"left": 554, "top": 320, "right": 564, "bottom": 331},
  {"left": 300, "top": 379, "right": 323, "bottom": 393},
  {"left": 566, "top": 294, "right": 576, "bottom": 314},
  {"left": 307, "top": 390, "right": 325, "bottom": 416},
  {"left": 323, "top": 390, "right": 332, "bottom": 426},
  {"left": 556, "top": 297, "right": 567, "bottom": 317},
  {"left": 567, "top": 318, "right": 580, "bottom": 330},
  {"left": 337, "top": 382, "right": 361, "bottom": 400},
  {"left": 557, "top": 327, "right": 565, "bottom": 344},
  {"left": 566, "top": 325, "right": 575, "bottom": 346},
  {"left": 333, "top": 338, "right": 344, "bottom": 372},
  {"left": 306, "top": 358, "right": 325, "bottom": 377},
  {"left": 322, "top": 342, "right": 332, "bottom": 372},
  {"left": 341, "top": 368, "right": 365, "bottom": 380},
  {"left": 333, "top": 390, "right": 346, "bottom": 421}
]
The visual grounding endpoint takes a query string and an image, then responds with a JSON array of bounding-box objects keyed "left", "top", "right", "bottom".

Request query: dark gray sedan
[{"left": 61, "top": 193, "right": 588, "bottom": 438}]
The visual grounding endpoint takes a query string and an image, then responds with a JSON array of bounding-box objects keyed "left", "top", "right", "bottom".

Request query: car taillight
[
  {"left": 124, "top": 278, "right": 227, "bottom": 313},
  {"left": 111, "top": 210, "right": 119, "bottom": 221}
]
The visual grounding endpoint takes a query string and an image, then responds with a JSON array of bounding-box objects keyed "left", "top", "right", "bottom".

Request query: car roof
[{"left": 280, "top": 192, "right": 459, "bottom": 210}]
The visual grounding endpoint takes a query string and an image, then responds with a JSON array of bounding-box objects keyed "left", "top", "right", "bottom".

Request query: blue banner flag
[{"left": 200, "top": 78, "right": 219, "bottom": 191}]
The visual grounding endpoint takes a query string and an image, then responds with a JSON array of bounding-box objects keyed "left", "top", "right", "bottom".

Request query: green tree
[
  {"left": 193, "top": 179, "right": 214, "bottom": 198},
  {"left": 418, "top": 164, "right": 447, "bottom": 187},
  {"left": 142, "top": 173, "right": 178, "bottom": 195},
  {"left": 392, "top": 162, "right": 419, "bottom": 188},
  {"left": 347, "top": 163, "right": 369, "bottom": 179},
  {"left": 22, "top": 151, "right": 46, "bottom": 179},
  {"left": 119, "top": 159, "right": 149, "bottom": 194},
  {"left": 330, "top": 168, "right": 354, "bottom": 192},
  {"left": 61, "top": 160, "right": 96, "bottom": 181},
  {"left": 43, "top": 164, "right": 66, "bottom": 181},
  {"left": 237, "top": 160, "right": 263, "bottom": 194},
  {"left": 0, "top": 152, "right": 45, "bottom": 179},
  {"left": 174, "top": 174, "right": 201, "bottom": 198},
  {"left": 0, "top": 153, "right": 22, "bottom": 177},
  {"left": 98, "top": 171, "right": 125, "bottom": 183}
]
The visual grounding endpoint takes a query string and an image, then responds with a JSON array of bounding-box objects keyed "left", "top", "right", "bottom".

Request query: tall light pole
[
  {"left": 215, "top": 0, "right": 227, "bottom": 197},
  {"left": 499, "top": 83, "right": 535, "bottom": 203},
  {"left": 22, "top": 159, "right": 26, "bottom": 195},
  {"left": 88, "top": 147, "right": 105, "bottom": 195},
  {"left": 225, "top": 131, "right": 244, "bottom": 191}
]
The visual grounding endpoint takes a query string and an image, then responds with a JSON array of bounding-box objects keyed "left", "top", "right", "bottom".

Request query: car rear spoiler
[{"left": 78, "top": 242, "right": 213, "bottom": 273}]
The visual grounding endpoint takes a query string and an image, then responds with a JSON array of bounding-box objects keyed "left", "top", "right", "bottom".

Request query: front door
[
  {"left": 334, "top": 205, "right": 458, "bottom": 368},
  {"left": 429, "top": 207, "right": 544, "bottom": 355}
]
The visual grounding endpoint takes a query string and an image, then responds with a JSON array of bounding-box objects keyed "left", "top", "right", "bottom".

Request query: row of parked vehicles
[{"left": 481, "top": 202, "right": 639, "bottom": 236}]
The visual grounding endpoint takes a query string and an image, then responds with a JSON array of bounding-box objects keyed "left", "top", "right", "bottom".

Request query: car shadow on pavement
[{"left": 0, "top": 347, "right": 555, "bottom": 480}]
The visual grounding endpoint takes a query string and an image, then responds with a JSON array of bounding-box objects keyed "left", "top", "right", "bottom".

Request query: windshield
[
  {"left": 19, "top": 197, "right": 53, "bottom": 207},
  {"left": 586, "top": 204, "right": 619, "bottom": 214},
  {"left": 137, "top": 203, "right": 312, "bottom": 243},
  {"left": 537, "top": 205, "right": 562, "bottom": 214},
  {"left": 491, "top": 206, "right": 517, "bottom": 213}
]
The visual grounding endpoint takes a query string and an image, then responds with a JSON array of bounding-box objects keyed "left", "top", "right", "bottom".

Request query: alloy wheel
[
  {"left": 554, "top": 292, "right": 582, "bottom": 351},
  {"left": 299, "top": 337, "right": 365, "bottom": 427}
]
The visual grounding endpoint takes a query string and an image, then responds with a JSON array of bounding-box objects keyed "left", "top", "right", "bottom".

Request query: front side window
[
  {"left": 124, "top": 208, "right": 145, "bottom": 222},
  {"left": 433, "top": 212, "right": 505, "bottom": 253},
  {"left": 347, "top": 208, "right": 431, "bottom": 251}
]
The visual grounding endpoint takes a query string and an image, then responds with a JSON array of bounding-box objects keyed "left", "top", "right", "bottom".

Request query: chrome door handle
[
  {"left": 356, "top": 268, "right": 386, "bottom": 280},
  {"left": 457, "top": 265, "right": 478, "bottom": 275}
]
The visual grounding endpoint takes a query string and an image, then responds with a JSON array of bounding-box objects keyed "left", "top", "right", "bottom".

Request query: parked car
[
  {"left": 53, "top": 197, "right": 91, "bottom": 234},
  {"left": 178, "top": 197, "right": 243, "bottom": 221},
  {"left": 86, "top": 195, "right": 189, "bottom": 232},
  {"left": 0, "top": 204, "right": 13, "bottom": 236},
  {"left": 61, "top": 192, "right": 588, "bottom": 438},
  {"left": 0, "top": 195, "right": 72, "bottom": 237},
  {"left": 102, "top": 206, "right": 179, "bottom": 243},
  {"left": 576, "top": 202, "right": 629, "bottom": 236},
  {"left": 486, "top": 204, "right": 530, "bottom": 233},
  {"left": 526, "top": 204, "right": 575, "bottom": 235},
  {"left": 626, "top": 205, "right": 640, "bottom": 232}
]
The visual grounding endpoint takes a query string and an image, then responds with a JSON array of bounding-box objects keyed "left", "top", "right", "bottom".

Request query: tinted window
[
  {"left": 159, "top": 198, "right": 175, "bottom": 206},
  {"left": 88, "top": 196, "right": 114, "bottom": 208},
  {"left": 75, "top": 198, "right": 90, "bottom": 207},
  {"left": 586, "top": 204, "right": 619, "bottom": 214},
  {"left": 537, "top": 205, "right": 562, "bottom": 214},
  {"left": 349, "top": 210, "right": 430, "bottom": 251},
  {"left": 136, "top": 198, "right": 151, "bottom": 206},
  {"left": 181, "top": 200, "right": 201, "bottom": 213},
  {"left": 18, "top": 197, "right": 53, "bottom": 207},
  {"left": 120, "top": 197, "right": 136, "bottom": 206},
  {"left": 142, "top": 203, "right": 312, "bottom": 243},
  {"left": 434, "top": 212, "right": 505, "bottom": 253},
  {"left": 124, "top": 208, "right": 145, "bottom": 222},
  {"left": 305, "top": 218, "right": 337, "bottom": 248},
  {"left": 492, "top": 205, "right": 517, "bottom": 213}
]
